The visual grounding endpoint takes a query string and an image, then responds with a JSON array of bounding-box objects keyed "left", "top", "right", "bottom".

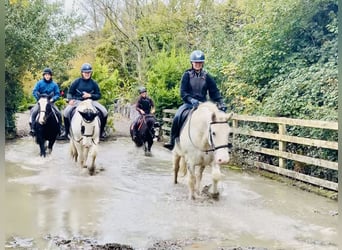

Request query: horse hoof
[{"left": 211, "top": 192, "right": 220, "bottom": 200}]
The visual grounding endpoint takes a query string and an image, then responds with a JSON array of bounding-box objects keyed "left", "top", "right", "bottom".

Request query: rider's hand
[
  {"left": 190, "top": 98, "right": 199, "bottom": 108},
  {"left": 68, "top": 99, "right": 76, "bottom": 105},
  {"left": 217, "top": 101, "right": 227, "bottom": 112},
  {"left": 140, "top": 110, "right": 145, "bottom": 115},
  {"left": 82, "top": 92, "right": 91, "bottom": 99}
]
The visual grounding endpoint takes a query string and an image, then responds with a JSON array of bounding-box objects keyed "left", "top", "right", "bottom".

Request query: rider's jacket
[
  {"left": 180, "top": 68, "right": 223, "bottom": 104},
  {"left": 136, "top": 96, "right": 154, "bottom": 115},
  {"left": 32, "top": 79, "right": 60, "bottom": 102},
  {"left": 67, "top": 77, "right": 101, "bottom": 101}
]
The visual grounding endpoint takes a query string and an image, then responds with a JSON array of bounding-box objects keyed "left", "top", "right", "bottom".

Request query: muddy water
[{"left": 5, "top": 136, "right": 338, "bottom": 250}]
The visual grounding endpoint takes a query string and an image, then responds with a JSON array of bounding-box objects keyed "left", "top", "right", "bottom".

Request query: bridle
[
  {"left": 38, "top": 98, "right": 54, "bottom": 124},
  {"left": 188, "top": 111, "right": 231, "bottom": 154},
  {"left": 74, "top": 115, "right": 98, "bottom": 145}
]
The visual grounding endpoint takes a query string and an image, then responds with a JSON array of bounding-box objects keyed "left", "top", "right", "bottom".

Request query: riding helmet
[
  {"left": 81, "top": 63, "right": 93, "bottom": 73},
  {"left": 138, "top": 86, "right": 147, "bottom": 94},
  {"left": 190, "top": 50, "right": 205, "bottom": 63},
  {"left": 42, "top": 67, "right": 53, "bottom": 76}
]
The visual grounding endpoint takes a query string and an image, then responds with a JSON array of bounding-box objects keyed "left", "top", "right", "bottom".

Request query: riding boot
[
  {"left": 132, "top": 123, "right": 138, "bottom": 140},
  {"left": 56, "top": 112, "right": 63, "bottom": 135},
  {"left": 29, "top": 122, "right": 35, "bottom": 137},
  {"left": 58, "top": 117, "right": 70, "bottom": 140},
  {"left": 163, "top": 117, "right": 179, "bottom": 151},
  {"left": 100, "top": 116, "right": 108, "bottom": 139}
]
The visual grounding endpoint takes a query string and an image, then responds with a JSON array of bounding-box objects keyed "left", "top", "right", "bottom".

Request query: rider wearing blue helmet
[
  {"left": 163, "top": 50, "right": 227, "bottom": 151},
  {"left": 29, "top": 68, "right": 63, "bottom": 136},
  {"left": 58, "top": 63, "right": 108, "bottom": 140}
]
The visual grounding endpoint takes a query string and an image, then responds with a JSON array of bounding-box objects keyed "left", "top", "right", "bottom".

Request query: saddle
[{"left": 178, "top": 108, "right": 192, "bottom": 133}]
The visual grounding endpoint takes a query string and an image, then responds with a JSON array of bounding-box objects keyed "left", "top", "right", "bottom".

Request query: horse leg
[
  {"left": 211, "top": 164, "right": 222, "bottom": 199},
  {"left": 40, "top": 143, "right": 46, "bottom": 157},
  {"left": 82, "top": 147, "right": 89, "bottom": 168},
  {"left": 47, "top": 140, "right": 56, "bottom": 155},
  {"left": 195, "top": 165, "right": 205, "bottom": 195},
  {"left": 87, "top": 146, "right": 97, "bottom": 175},
  {"left": 70, "top": 140, "right": 78, "bottom": 162},
  {"left": 173, "top": 154, "right": 181, "bottom": 184},
  {"left": 187, "top": 164, "right": 196, "bottom": 200}
]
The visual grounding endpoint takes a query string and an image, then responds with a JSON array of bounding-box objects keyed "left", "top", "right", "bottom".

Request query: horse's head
[
  {"left": 208, "top": 110, "right": 233, "bottom": 164},
  {"left": 78, "top": 109, "right": 98, "bottom": 123},
  {"left": 76, "top": 101, "right": 99, "bottom": 147},
  {"left": 37, "top": 93, "right": 53, "bottom": 125}
]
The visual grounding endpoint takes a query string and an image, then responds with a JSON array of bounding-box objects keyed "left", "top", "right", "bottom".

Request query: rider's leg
[
  {"left": 58, "top": 105, "right": 72, "bottom": 139},
  {"left": 93, "top": 101, "right": 108, "bottom": 139},
  {"left": 52, "top": 105, "right": 63, "bottom": 135},
  {"left": 29, "top": 104, "right": 39, "bottom": 136},
  {"left": 100, "top": 115, "right": 108, "bottom": 139},
  {"left": 163, "top": 104, "right": 191, "bottom": 151}
]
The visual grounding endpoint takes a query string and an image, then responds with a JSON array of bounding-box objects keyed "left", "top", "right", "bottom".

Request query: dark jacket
[
  {"left": 136, "top": 96, "right": 154, "bottom": 114},
  {"left": 180, "top": 69, "right": 223, "bottom": 104},
  {"left": 67, "top": 77, "right": 101, "bottom": 101}
]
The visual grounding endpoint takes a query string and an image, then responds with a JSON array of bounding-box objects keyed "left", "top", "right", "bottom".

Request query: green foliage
[
  {"left": 145, "top": 49, "right": 188, "bottom": 118},
  {"left": 5, "top": 0, "right": 81, "bottom": 137},
  {"left": 92, "top": 60, "right": 132, "bottom": 110}
]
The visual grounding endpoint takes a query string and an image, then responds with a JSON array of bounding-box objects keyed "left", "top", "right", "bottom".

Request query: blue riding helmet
[
  {"left": 81, "top": 63, "right": 93, "bottom": 73},
  {"left": 190, "top": 50, "right": 205, "bottom": 63}
]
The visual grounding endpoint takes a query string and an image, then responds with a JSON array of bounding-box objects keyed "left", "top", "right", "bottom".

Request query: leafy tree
[{"left": 5, "top": 0, "right": 81, "bottom": 137}]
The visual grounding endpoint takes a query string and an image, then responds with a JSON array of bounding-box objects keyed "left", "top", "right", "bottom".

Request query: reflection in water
[{"left": 5, "top": 137, "right": 338, "bottom": 249}]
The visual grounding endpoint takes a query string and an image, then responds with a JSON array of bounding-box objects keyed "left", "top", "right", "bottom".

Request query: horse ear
[
  {"left": 226, "top": 112, "right": 234, "bottom": 121},
  {"left": 211, "top": 112, "right": 217, "bottom": 122}
]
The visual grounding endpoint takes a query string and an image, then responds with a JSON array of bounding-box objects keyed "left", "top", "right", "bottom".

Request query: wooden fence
[{"left": 161, "top": 109, "right": 338, "bottom": 191}]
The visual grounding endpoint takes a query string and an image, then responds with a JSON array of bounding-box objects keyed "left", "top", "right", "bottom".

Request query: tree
[{"left": 5, "top": 0, "right": 82, "bottom": 137}]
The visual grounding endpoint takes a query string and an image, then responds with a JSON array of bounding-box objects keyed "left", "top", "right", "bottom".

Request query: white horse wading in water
[
  {"left": 69, "top": 99, "right": 100, "bottom": 175},
  {"left": 173, "top": 102, "right": 233, "bottom": 200}
]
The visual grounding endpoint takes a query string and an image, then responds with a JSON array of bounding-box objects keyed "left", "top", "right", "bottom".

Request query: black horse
[
  {"left": 33, "top": 94, "right": 60, "bottom": 157},
  {"left": 130, "top": 114, "right": 159, "bottom": 156}
]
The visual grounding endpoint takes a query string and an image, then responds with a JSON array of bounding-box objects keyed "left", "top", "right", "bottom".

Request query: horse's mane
[{"left": 196, "top": 101, "right": 227, "bottom": 122}]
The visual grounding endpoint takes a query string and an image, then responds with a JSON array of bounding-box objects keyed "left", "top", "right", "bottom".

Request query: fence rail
[{"left": 162, "top": 109, "right": 338, "bottom": 191}]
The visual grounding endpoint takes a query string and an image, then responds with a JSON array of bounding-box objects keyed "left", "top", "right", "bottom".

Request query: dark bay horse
[
  {"left": 34, "top": 94, "right": 60, "bottom": 157},
  {"left": 130, "top": 114, "right": 158, "bottom": 156}
]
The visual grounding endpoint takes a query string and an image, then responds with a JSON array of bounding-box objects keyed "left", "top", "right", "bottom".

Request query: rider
[
  {"left": 58, "top": 63, "right": 108, "bottom": 140},
  {"left": 163, "top": 50, "right": 227, "bottom": 151},
  {"left": 29, "top": 67, "right": 63, "bottom": 136},
  {"left": 132, "top": 86, "right": 155, "bottom": 140}
]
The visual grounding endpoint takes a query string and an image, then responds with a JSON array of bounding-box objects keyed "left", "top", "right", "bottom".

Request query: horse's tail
[{"left": 179, "top": 156, "right": 187, "bottom": 177}]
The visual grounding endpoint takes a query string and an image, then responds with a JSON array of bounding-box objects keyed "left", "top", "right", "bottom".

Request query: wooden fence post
[{"left": 278, "top": 123, "right": 286, "bottom": 168}]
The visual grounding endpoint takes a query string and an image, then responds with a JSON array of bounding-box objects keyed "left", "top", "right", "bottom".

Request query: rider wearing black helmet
[
  {"left": 29, "top": 68, "right": 63, "bottom": 136},
  {"left": 58, "top": 63, "right": 108, "bottom": 140},
  {"left": 131, "top": 86, "right": 155, "bottom": 140},
  {"left": 163, "top": 50, "right": 227, "bottom": 151}
]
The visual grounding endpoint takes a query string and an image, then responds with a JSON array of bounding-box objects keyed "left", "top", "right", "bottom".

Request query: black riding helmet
[
  {"left": 138, "top": 86, "right": 147, "bottom": 94},
  {"left": 42, "top": 67, "right": 53, "bottom": 76},
  {"left": 190, "top": 50, "right": 205, "bottom": 63},
  {"left": 81, "top": 63, "right": 93, "bottom": 73}
]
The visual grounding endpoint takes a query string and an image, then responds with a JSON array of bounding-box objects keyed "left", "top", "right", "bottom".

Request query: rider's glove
[
  {"left": 217, "top": 101, "right": 227, "bottom": 112},
  {"left": 190, "top": 98, "right": 200, "bottom": 109}
]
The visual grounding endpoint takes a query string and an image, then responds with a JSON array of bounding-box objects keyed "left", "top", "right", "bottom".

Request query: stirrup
[{"left": 163, "top": 142, "right": 174, "bottom": 151}]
